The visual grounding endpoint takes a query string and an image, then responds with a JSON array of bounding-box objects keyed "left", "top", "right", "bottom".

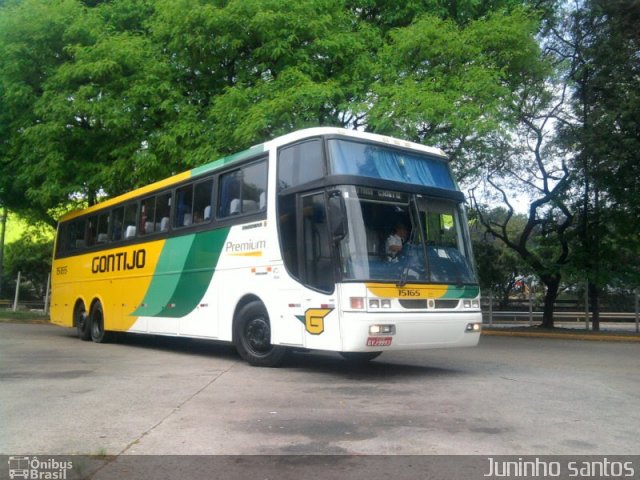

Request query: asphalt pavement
[{"left": 1, "top": 321, "right": 638, "bottom": 459}]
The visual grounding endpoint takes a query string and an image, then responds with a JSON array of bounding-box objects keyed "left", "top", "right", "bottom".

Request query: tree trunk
[
  {"left": 540, "top": 276, "right": 560, "bottom": 329},
  {"left": 589, "top": 281, "right": 600, "bottom": 332}
]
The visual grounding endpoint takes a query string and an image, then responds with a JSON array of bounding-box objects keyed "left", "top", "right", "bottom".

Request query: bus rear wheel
[
  {"left": 89, "top": 301, "right": 111, "bottom": 343},
  {"left": 74, "top": 302, "right": 91, "bottom": 341},
  {"left": 234, "top": 301, "right": 287, "bottom": 367}
]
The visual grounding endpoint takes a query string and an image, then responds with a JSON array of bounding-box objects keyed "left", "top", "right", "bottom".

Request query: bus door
[{"left": 297, "top": 191, "right": 341, "bottom": 350}]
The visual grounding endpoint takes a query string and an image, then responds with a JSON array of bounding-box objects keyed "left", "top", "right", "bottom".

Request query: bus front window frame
[{"left": 334, "top": 186, "right": 477, "bottom": 285}]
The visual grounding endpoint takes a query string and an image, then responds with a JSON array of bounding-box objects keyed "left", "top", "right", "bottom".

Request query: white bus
[{"left": 51, "top": 128, "right": 481, "bottom": 366}]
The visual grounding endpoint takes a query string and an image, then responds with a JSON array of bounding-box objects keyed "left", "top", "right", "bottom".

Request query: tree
[
  {"left": 469, "top": 28, "right": 575, "bottom": 328},
  {"left": 366, "top": 7, "right": 544, "bottom": 181},
  {"left": 0, "top": 0, "right": 190, "bottom": 224},
  {"left": 470, "top": 208, "right": 532, "bottom": 307},
  {"left": 3, "top": 225, "right": 54, "bottom": 300},
  {"left": 552, "top": 0, "right": 640, "bottom": 330}
]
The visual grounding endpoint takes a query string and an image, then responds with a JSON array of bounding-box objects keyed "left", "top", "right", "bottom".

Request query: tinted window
[
  {"left": 278, "top": 139, "right": 324, "bottom": 190},
  {"left": 111, "top": 207, "right": 124, "bottom": 241},
  {"left": 87, "top": 215, "right": 98, "bottom": 247},
  {"left": 68, "top": 219, "right": 86, "bottom": 251},
  {"left": 157, "top": 193, "right": 171, "bottom": 231},
  {"left": 96, "top": 213, "right": 109, "bottom": 244},
  {"left": 123, "top": 203, "right": 138, "bottom": 239},
  {"left": 193, "top": 180, "right": 213, "bottom": 224},
  {"left": 218, "top": 160, "right": 267, "bottom": 217},
  {"left": 140, "top": 196, "right": 157, "bottom": 235},
  {"left": 174, "top": 184, "right": 194, "bottom": 228}
]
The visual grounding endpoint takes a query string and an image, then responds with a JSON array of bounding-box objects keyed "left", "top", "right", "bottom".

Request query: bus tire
[
  {"left": 89, "top": 301, "right": 111, "bottom": 344},
  {"left": 75, "top": 302, "right": 91, "bottom": 341},
  {"left": 234, "top": 301, "right": 287, "bottom": 367},
  {"left": 339, "top": 351, "right": 382, "bottom": 363}
]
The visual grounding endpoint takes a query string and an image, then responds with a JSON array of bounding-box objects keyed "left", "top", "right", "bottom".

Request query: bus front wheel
[
  {"left": 234, "top": 301, "right": 287, "bottom": 367},
  {"left": 74, "top": 302, "right": 90, "bottom": 341},
  {"left": 89, "top": 301, "right": 111, "bottom": 343}
]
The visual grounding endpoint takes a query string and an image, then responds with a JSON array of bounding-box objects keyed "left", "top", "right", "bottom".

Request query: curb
[{"left": 482, "top": 329, "right": 640, "bottom": 343}]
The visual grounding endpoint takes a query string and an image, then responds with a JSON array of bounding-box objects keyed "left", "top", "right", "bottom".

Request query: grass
[{"left": 0, "top": 308, "right": 50, "bottom": 322}]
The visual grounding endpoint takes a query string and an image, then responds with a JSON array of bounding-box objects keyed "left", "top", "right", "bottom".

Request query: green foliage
[
  {"left": 3, "top": 225, "right": 54, "bottom": 299},
  {"left": 1, "top": 0, "right": 546, "bottom": 226},
  {"left": 367, "top": 7, "right": 542, "bottom": 179},
  {"left": 469, "top": 207, "right": 532, "bottom": 302},
  {"left": 555, "top": 0, "right": 640, "bottom": 293}
]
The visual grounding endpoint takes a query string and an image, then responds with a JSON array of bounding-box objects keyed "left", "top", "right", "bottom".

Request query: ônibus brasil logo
[{"left": 8, "top": 456, "right": 73, "bottom": 480}]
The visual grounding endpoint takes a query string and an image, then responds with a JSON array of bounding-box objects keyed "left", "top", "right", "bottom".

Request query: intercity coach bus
[{"left": 51, "top": 128, "right": 481, "bottom": 366}]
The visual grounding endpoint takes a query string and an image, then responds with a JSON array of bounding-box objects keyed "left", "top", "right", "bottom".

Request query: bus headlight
[
  {"left": 465, "top": 323, "right": 481, "bottom": 333},
  {"left": 369, "top": 324, "right": 395, "bottom": 335},
  {"left": 463, "top": 299, "right": 480, "bottom": 309}
]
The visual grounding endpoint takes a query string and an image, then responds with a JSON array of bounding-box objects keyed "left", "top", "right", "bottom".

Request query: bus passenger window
[
  {"left": 56, "top": 224, "right": 67, "bottom": 256},
  {"left": 193, "top": 180, "right": 213, "bottom": 224},
  {"left": 123, "top": 203, "right": 138, "bottom": 239},
  {"left": 174, "top": 184, "right": 194, "bottom": 228},
  {"left": 68, "top": 220, "right": 87, "bottom": 251},
  {"left": 241, "top": 162, "right": 266, "bottom": 213},
  {"left": 96, "top": 213, "right": 109, "bottom": 244},
  {"left": 218, "top": 171, "right": 241, "bottom": 217},
  {"left": 87, "top": 216, "right": 98, "bottom": 247},
  {"left": 218, "top": 160, "right": 267, "bottom": 218},
  {"left": 277, "top": 139, "right": 324, "bottom": 190},
  {"left": 140, "top": 196, "right": 156, "bottom": 235},
  {"left": 111, "top": 207, "right": 124, "bottom": 241},
  {"left": 156, "top": 193, "right": 171, "bottom": 231}
]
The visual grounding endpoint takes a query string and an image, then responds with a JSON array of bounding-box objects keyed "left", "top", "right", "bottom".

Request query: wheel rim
[{"left": 244, "top": 316, "right": 271, "bottom": 355}]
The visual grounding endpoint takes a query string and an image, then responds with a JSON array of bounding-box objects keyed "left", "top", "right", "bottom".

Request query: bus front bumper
[{"left": 339, "top": 311, "right": 481, "bottom": 352}]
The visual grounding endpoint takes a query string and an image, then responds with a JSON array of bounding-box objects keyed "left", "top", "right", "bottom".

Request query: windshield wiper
[
  {"left": 396, "top": 197, "right": 421, "bottom": 287},
  {"left": 396, "top": 227, "right": 417, "bottom": 287}
]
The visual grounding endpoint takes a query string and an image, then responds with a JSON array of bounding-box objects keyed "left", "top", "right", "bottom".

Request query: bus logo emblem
[{"left": 296, "top": 308, "right": 333, "bottom": 335}]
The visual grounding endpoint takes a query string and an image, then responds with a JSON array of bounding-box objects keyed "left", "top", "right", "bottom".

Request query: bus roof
[{"left": 59, "top": 128, "right": 448, "bottom": 222}]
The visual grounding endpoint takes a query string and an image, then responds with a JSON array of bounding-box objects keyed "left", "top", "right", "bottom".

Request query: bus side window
[
  {"left": 174, "top": 184, "right": 194, "bottom": 228},
  {"left": 69, "top": 219, "right": 87, "bottom": 251},
  {"left": 241, "top": 162, "right": 267, "bottom": 213},
  {"left": 87, "top": 216, "right": 98, "bottom": 247},
  {"left": 123, "top": 203, "right": 138, "bottom": 239},
  {"left": 218, "top": 160, "right": 267, "bottom": 218},
  {"left": 56, "top": 224, "right": 67, "bottom": 256},
  {"left": 156, "top": 193, "right": 171, "bottom": 231},
  {"left": 277, "top": 139, "right": 324, "bottom": 190},
  {"left": 140, "top": 196, "right": 157, "bottom": 236},
  {"left": 111, "top": 207, "right": 124, "bottom": 241},
  {"left": 218, "top": 171, "right": 241, "bottom": 217},
  {"left": 96, "top": 213, "right": 109, "bottom": 244},
  {"left": 193, "top": 179, "right": 213, "bottom": 224}
]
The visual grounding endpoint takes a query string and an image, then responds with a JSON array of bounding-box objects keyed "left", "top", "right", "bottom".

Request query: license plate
[{"left": 366, "top": 336, "right": 392, "bottom": 347}]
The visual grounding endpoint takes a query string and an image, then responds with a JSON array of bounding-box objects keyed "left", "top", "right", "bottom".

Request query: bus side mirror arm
[{"left": 328, "top": 191, "right": 347, "bottom": 243}]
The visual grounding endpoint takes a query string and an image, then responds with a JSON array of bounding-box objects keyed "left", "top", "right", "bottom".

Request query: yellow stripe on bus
[
  {"left": 365, "top": 283, "right": 449, "bottom": 299},
  {"left": 51, "top": 239, "right": 166, "bottom": 331},
  {"left": 60, "top": 171, "right": 192, "bottom": 222}
]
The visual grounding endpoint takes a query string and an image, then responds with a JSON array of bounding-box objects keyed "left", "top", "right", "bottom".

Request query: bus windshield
[
  {"left": 328, "top": 139, "right": 455, "bottom": 190},
  {"left": 337, "top": 186, "right": 476, "bottom": 285}
]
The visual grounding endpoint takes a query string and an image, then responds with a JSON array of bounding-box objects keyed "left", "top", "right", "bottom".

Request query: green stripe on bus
[
  {"left": 154, "top": 227, "right": 230, "bottom": 318},
  {"left": 190, "top": 144, "right": 266, "bottom": 178},
  {"left": 131, "top": 235, "right": 195, "bottom": 317},
  {"left": 443, "top": 285, "right": 480, "bottom": 299}
]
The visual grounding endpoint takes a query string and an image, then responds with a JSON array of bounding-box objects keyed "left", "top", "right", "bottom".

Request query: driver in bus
[{"left": 386, "top": 223, "right": 409, "bottom": 262}]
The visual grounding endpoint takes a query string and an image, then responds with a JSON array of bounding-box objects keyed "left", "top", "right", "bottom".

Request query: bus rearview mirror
[{"left": 328, "top": 192, "right": 347, "bottom": 242}]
